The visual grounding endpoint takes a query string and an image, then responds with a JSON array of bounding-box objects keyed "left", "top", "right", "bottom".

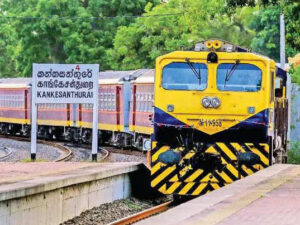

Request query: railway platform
[
  {"left": 0, "top": 162, "right": 144, "bottom": 225},
  {"left": 137, "top": 164, "right": 300, "bottom": 225}
]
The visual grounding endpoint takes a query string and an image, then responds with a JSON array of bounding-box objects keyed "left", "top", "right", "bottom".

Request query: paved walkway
[{"left": 137, "top": 164, "right": 300, "bottom": 225}]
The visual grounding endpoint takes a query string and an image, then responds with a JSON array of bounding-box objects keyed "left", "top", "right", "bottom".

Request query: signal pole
[
  {"left": 280, "top": 13, "right": 291, "bottom": 146},
  {"left": 280, "top": 13, "right": 286, "bottom": 68}
]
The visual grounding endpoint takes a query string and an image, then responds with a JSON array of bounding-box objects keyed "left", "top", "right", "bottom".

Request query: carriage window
[
  {"left": 0, "top": 94, "right": 25, "bottom": 108},
  {"left": 217, "top": 64, "right": 262, "bottom": 92},
  {"left": 162, "top": 62, "right": 208, "bottom": 90}
]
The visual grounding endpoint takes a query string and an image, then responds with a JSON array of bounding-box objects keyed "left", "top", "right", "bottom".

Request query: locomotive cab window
[
  {"left": 217, "top": 63, "right": 262, "bottom": 92},
  {"left": 162, "top": 62, "right": 208, "bottom": 90}
]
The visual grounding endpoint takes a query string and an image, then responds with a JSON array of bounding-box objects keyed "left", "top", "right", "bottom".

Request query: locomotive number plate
[{"left": 199, "top": 119, "right": 222, "bottom": 127}]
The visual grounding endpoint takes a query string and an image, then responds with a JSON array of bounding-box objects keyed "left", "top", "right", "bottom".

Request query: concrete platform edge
[{"left": 0, "top": 162, "right": 142, "bottom": 202}]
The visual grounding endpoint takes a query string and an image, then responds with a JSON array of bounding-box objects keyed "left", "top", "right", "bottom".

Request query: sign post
[{"left": 31, "top": 64, "right": 99, "bottom": 161}]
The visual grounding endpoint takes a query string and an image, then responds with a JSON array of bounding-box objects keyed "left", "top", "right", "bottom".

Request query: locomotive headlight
[
  {"left": 205, "top": 41, "right": 213, "bottom": 49},
  {"left": 211, "top": 98, "right": 221, "bottom": 108},
  {"left": 202, "top": 98, "right": 211, "bottom": 108},
  {"left": 213, "top": 40, "right": 222, "bottom": 49}
]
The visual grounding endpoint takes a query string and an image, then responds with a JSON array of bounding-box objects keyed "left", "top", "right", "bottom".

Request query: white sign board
[
  {"left": 32, "top": 64, "right": 98, "bottom": 104},
  {"left": 31, "top": 64, "right": 99, "bottom": 161}
]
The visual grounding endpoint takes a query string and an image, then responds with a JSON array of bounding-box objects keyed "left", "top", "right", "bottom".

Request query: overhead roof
[
  {"left": 133, "top": 69, "right": 154, "bottom": 84},
  {"left": 0, "top": 78, "right": 31, "bottom": 88}
]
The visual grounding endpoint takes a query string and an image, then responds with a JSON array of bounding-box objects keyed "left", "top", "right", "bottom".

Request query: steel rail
[
  {"left": 63, "top": 143, "right": 110, "bottom": 161},
  {"left": 99, "top": 147, "right": 110, "bottom": 161},
  {"left": 108, "top": 201, "right": 172, "bottom": 225},
  {"left": 0, "top": 146, "right": 13, "bottom": 160},
  {"left": 0, "top": 135, "right": 73, "bottom": 162},
  {"left": 0, "top": 135, "right": 110, "bottom": 162}
]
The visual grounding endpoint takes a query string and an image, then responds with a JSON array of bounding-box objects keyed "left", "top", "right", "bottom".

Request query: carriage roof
[
  {"left": 0, "top": 69, "right": 154, "bottom": 88},
  {"left": 132, "top": 69, "right": 154, "bottom": 84}
]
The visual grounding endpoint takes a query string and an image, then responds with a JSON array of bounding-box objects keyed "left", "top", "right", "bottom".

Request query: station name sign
[
  {"left": 31, "top": 63, "right": 99, "bottom": 161},
  {"left": 32, "top": 64, "right": 99, "bottom": 104}
]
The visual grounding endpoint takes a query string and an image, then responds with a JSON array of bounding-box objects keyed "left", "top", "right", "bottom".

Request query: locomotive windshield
[
  {"left": 217, "top": 63, "right": 262, "bottom": 92},
  {"left": 162, "top": 62, "right": 208, "bottom": 90}
]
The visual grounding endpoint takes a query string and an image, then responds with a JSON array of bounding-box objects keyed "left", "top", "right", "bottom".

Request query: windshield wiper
[
  {"left": 224, "top": 60, "right": 240, "bottom": 88},
  {"left": 185, "top": 58, "right": 201, "bottom": 85}
]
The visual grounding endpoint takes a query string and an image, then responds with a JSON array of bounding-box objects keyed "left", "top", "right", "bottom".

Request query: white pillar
[
  {"left": 280, "top": 13, "right": 286, "bottom": 69},
  {"left": 30, "top": 82, "right": 37, "bottom": 161},
  {"left": 91, "top": 66, "right": 99, "bottom": 161}
]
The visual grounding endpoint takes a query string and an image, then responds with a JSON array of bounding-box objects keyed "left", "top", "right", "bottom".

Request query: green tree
[
  {"left": 249, "top": 5, "right": 280, "bottom": 61},
  {"left": 284, "top": 1, "right": 300, "bottom": 58},
  {"left": 0, "top": 0, "right": 158, "bottom": 77},
  {"left": 108, "top": 0, "right": 256, "bottom": 70},
  {"left": 226, "top": 0, "right": 278, "bottom": 7},
  {"left": 85, "top": 0, "right": 159, "bottom": 69},
  {"left": 0, "top": 0, "right": 102, "bottom": 76},
  {"left": 227, "top": 0, "right": 300, "bottom": 63}
]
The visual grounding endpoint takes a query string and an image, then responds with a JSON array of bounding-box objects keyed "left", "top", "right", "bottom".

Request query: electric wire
[{"left": 0, "top": 12, "right": 184, "bottom": 21}]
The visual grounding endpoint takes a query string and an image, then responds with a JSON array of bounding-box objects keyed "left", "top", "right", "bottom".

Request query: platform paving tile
[
  {"left": 218, "top": 174, "right": 300, "bottom": 225},
  {"left": 137, "top": 164, "right": 300, "bottom": 225}
]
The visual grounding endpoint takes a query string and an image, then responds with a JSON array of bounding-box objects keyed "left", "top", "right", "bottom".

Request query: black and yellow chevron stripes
[{"left": 151, "top": 142, "right": 270, "bottom": 196}]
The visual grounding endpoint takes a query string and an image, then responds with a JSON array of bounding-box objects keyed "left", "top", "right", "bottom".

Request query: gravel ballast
[
  {"left": 0, "top": 137, "right": 62, "bottom": 162},
  {"left": 61, "top": 197, "right": 170, "bottom": 225}
]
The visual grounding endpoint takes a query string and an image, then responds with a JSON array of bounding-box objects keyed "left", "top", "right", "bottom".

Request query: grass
[
  {"left": 20, "top": 158, "right": 48, "bottom": 162},
  {"left": 123, "top": 199, "right": 143, "bottom": 211},
  {"left": 288, "top": 142, "right": 300, "bottom": 164}
]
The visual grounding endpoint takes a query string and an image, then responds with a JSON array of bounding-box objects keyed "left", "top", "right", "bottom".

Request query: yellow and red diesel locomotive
[{"left": 150, "top": 40, "right": 289, "bottom": 196}]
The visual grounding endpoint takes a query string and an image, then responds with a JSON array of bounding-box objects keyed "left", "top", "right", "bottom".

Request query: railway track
[
  {"left": 0, "top": 135, "right": 109, "bottom": 162},
  {"left": 0, "top": 146, "right": 13, "bottom": 160},
  {"left": 108, "top": 201, "right": 173, "bottom": 225},
  {"left": 0, "top": 135, "right": 73, "bottom": 161}
]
